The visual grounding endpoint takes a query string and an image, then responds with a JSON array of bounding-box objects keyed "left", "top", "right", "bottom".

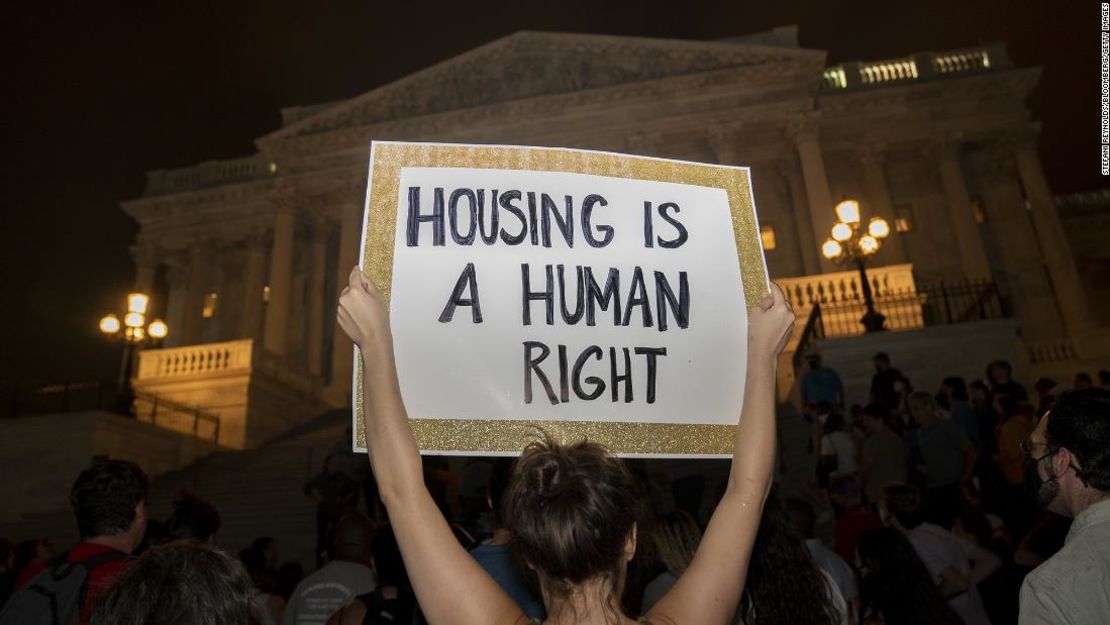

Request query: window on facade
[
  {"left": 893, "top": 204, "right": 915, "bottom": 232},
  {"left": 760, "top": 225, "right": 777, "bottom": 251},
  {"left": 202, "top": 292, "right": 218, "bottom": 318},
  {"left": 262, "top": 285, "right": 270, "bottom": 303},
  {"left": 971, "top": 196, "right": 988, "bottom": 224}
]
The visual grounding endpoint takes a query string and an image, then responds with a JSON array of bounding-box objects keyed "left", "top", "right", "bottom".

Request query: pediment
[{"left": 265, "top": 30, "right": 824, "bottom": 141}]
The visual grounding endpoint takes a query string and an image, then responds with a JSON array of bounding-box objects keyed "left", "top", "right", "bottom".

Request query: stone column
[
  {"left": 776, "top": 156, "right": 820, "bottom": 275},
  {"left": 787, "top": 115, "right": 838, "bottom": 273},
  {"left": 163, "top": 262, "right": 188, "bottom": 348},
  {"left": 328, "top": 200, "right": 363, "bottom": 396},
  {"left": 306, "top": 217, "right": 329, "bottom": 376},
  {"left": 180, "top": 243, "right": 209, "bottom": 345},
  {"left": 856, "top": 144, "right": 907, "bottom": 264},
  {"left": 238, "top": 234, "right": 267, "bottom": 340},
  {"left": 1010, "top": 133, "right": 1097, "bottom": 341},
  {"left": 130, "top": 245, "right": 160, "bottom": 294},
  {"left": 976, "top": 151, "right": 1062, "bottom": 340},
  {"left": 933, "top": 138, "right": 992, "bottom": 281},
  {"left": 263, "top": 200, "right": 296, "bottom": 355},
  {"left": 706, "top": 123, "right": 743, "bottom": 165}
]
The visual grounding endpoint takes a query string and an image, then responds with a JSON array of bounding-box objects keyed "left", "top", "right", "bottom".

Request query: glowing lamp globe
[
  {"left": 831, "top": 222, "right": 853, "bottom": 242},
  {"left": 127, "top": 293, "right": 150, "bottom": 315},
  {"left": 868, "top": 217, "right": 891, "bottom": 239},
  {"left": 835, "top": 199, "right": 861, "bottom": 225},
  {"left": 821, "top": 239, "right": 843, "bottom": 260},
  {"left": 99, "top": 314, "right": 121, "bottom": 335},
  {"left": 148, "top": 319, "right": 169, "bottom": 340},
  {"left": 859, "top": 235, "right": 880, "bottom": 255},
  {"left": 124, "top": 312, "right": 145, "bottom": 328}
]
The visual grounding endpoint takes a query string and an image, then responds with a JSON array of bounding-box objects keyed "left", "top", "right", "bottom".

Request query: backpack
[{"left": 0, "top": 550, "right": 127, "bottom": 625}]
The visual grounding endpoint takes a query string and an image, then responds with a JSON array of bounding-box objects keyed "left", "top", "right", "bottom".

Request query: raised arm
[
  {"left": 337, "top": 267, "right": 526, "bottom": 625},
  {"left": 648, "top": 283, "right": 795, "bottom": 625}
]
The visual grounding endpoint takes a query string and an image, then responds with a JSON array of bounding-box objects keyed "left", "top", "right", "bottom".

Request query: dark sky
[{"left": 0, "top": 0, "right": 1102, "bottom": 387}]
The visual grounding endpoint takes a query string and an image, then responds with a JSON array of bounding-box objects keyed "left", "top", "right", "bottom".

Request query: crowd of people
[{"left": 0, "top": 274, "right": 1107, "bottom": 625}]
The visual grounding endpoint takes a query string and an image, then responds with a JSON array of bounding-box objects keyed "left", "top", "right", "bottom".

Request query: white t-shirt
[
  {"left": 820, "top": 431, "right": 858, "bottom": 474},
  {"left": 907, "top": 523, "right": 992, "bottom": 625},
  {"left": 281, "top": 561, "right": 376, "bottom": 625}
]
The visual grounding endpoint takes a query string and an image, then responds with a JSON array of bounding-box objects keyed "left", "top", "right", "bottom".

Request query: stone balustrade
[
  {"left": 144, "top": 156, "right": 274, "bottom": 196},
  {"left": 136, "top": 339, "right": 254, "bottom": 380},
  {"left": 777, "top": 264, "right": 925, "bottom": 337},
  {"left": 822, "top": 43, "right": 1007, "bottom": 92},
  {"left": 1026, "top": 338, "right": 1079, "bottom": 364}
]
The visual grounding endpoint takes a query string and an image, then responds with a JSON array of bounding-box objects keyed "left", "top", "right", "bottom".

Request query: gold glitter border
[{"left": 355, "top": 142, "right": 768, "bottom": 455}]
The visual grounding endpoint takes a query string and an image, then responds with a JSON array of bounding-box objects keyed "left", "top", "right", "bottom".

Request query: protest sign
[{"left": 354, "top": 141, "right": 768, "bottom": 457}]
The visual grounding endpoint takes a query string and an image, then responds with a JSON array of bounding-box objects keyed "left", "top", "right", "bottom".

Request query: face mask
[{"left": 1024, "top": 451, "right": 1060, "bottom": 510}]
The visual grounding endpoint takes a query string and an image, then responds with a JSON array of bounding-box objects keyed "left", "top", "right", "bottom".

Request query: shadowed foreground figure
[
  {"left": 337, "top": 266, "right": 795, "bottom": 625},
  {"left": 89, "top": 541, "right": 261, "bottom": 625}
]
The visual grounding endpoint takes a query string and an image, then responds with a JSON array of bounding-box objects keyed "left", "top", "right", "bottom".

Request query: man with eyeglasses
[{"left": 1019, "top": 388, "right": 1110, "bottom": 625}]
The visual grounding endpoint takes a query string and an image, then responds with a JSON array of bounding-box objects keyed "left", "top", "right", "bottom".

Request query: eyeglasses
[{"left": 1019, "top": 438, "right": 1053, "bottom": 459}]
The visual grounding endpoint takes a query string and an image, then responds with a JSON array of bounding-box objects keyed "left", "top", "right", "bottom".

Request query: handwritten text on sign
[{"left": 388, "top": 165, "right": 750, "bottom": 427}]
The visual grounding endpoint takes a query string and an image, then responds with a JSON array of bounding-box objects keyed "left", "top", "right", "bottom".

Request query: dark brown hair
[{"left": 503, "top": 436, "right": 640, "bottom": 609}]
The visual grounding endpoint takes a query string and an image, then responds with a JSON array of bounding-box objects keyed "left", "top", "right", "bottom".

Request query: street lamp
[
  {"left": 821, "top": 199, "right": 891, "bottom": 333},
  {"left": 99, "top": 292, "right": 168, "bottom": 415}
]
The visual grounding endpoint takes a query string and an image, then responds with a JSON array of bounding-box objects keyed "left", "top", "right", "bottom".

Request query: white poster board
[{"left": 354, "top": 142, "right": 768, "bottom": 457}]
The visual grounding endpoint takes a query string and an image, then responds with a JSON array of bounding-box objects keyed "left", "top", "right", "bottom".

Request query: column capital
[
  {"left": 855, "top": 142, "right": 888, "bottom": 166},
  {"left": 995, "top": 123, "right": 1040, "bottom": 153},
  {"left": 785, "top": 112, "right": 822, "bottom": 145},
  {"left": 920, "top": 133, "right": 964, "bottom": 162}
]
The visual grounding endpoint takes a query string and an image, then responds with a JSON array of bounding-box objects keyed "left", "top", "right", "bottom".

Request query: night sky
[{"left": 0, "top": 0, "right": 1102, "bottom": 387}]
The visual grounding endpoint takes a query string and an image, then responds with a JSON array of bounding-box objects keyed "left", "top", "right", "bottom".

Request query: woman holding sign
[{"left": 337, "top": 266, "right": 794, "bottom": 625}]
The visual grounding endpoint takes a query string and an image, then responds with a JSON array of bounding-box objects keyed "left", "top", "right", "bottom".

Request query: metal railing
[
  {"left": 1, "top": 381, "right": 115, "bottom": 418},
  {"left": 807, "top": 279, "right": 1003, "bottom": 338},
  {"left": 132, "top": 390, "right": 221, "bottom": 443}
]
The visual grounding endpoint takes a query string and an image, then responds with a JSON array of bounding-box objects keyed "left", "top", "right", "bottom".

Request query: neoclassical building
[{"left": 122, "top": 27, "right": 1109, "bottom": 448}]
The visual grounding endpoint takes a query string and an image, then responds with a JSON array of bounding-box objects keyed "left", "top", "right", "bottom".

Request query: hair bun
[{"left": 530, "top": 453, "right": 570, "bottom": 501}]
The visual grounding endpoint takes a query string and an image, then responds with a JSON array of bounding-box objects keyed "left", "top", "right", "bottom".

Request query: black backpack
[{"left": 0, "top": 550, "right": 127, "bottom": 625}]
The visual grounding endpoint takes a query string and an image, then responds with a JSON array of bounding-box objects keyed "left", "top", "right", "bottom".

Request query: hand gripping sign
[{"left": 353, "top": 142, "right": 769, "bottom": 457}]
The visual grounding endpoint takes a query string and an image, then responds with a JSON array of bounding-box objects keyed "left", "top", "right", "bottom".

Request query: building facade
[{"left": 122, "top": 27, "right": 1109, "bottom": 447}]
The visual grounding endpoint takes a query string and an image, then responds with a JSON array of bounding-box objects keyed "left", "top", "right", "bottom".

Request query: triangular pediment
[{"left": 265, "top": 30, "right": 824, "bottom": 140}]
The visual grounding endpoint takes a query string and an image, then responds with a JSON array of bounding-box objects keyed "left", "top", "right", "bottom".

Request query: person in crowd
[
  {"left": 1032, "top": 378, "right": 1059, "bottom": 417},
  {"left": 941, "top": 377, "right": 980, "bottom": 450},
  {"left": 1019, "top": 388, "right": 1110, "bottom": 624},
  {"left": 89, "top": 540, "right": 262, "bottom": 625},
  {"left": 10, "top": 539, "right": 52, "bottom": 589},
  {"left": 283, "top": 513, "right": 376, "bottom": 625},
  {"left": 856, "top": 527, "right": 965, "bottom": 625},
  {"left": 987, "top": 360, "right": 1027, "bottom": 404},
  {"left": 881, "top": 482, "right": 1000, "bottom": 625},
  {"left": 783, "top": 498, "right": 859, "bottom": 623},
  {"left": 737, "top": 492, "right": 846, "bottom": 625},
  {"left": 305, "top": 454, "right": 360, "bottom": 567},
  {"left": 166, "top": 491, "right": 221, "bottom": 544},
  {"left": 1098, "top": 369, "right": 1110, "bottom": 390},
  {"left": 870, "top": 352, "right": 904, "bottom": 408},
  {"left": 458, "top": 460, "right": 495, "bottom": 543},
  {"left": 327, "top": 526, "right": 416, "bottom": 625},
  {"left": 827, "top": 475, "right": 883, "bottom": 561},
  {"left": 641, "top": 511, "right": 702, "bottom": 613},
  {"left": 469, "top": 459, "right": 545, "bottom": 620},
  {"left": 252, "top": 536, "right": 279, "bottom": 572},
  {"left": 858, "top": 402, "right": 908, "bottom": 504},
  {"left": 1073, "top": 372, "right": 1093, "bottom": 390},
  {"left": 993, "top": 399, "right": 1034, "bottom": 492},
  {"left": 954, "top": 481, "right": 1018, "bottom": 625},
  {"left": 336, "top": 267, "right": 794, "bottom": 625},
  {"left": 240, "top": 545, "right": 285, "bottom": 625},
  {"left": 969, "top": 380, "right": 1001, "bottom": 456},
  {"left": 814, "top": 404, "right": 857, "bottom": 488},
  {"left": 801, "top": 351, "right": 844, "bottom": 413},
  {"left": 0, "top": 460, "right": 147, "bottom": 625},
  {"left": 272, "top": 562, "right": 304, "bottom": 603},
  {"left": 907, "top": 391, "right": 977, "bottom": 528}
]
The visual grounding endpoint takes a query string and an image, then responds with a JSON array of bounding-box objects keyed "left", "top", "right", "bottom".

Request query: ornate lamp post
[
  {"left": 820, "top": 199, "right": 892, "bottom": 333},
  {"left": 99, "top": 293, "right": 168, "bottom": 415}
]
